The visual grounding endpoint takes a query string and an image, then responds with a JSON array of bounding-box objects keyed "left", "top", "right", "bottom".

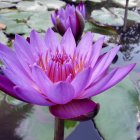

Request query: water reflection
[{"left": 0, "top": 100, "right": 32, "bottom": 140}]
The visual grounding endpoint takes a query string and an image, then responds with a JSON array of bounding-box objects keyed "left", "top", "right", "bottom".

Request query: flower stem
[
  {"left": 123, "top": 0, "right": 129, "bottom": 32},
  {"left": 54, "top": 117, "right": 64, "bottom": 140}
]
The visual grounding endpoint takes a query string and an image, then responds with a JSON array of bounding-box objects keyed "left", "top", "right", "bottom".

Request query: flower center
[{"left": 38, "top": 50, "right": 76, "bottom": 83}]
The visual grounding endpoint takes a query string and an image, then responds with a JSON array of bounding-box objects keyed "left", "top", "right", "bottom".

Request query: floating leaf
[
  {"left": 85, "top": 21, "right": 118, "bottom": 35},
  {"left": 1, "top": 11, "right": 33, "bottom": 21},
  {"left": 110, "top": 8, "right": 140, "bottom": 23},
  {"left": 16, "top": 1, "right": 47, "bottom": 11},
  {"left": 91, "top": 8, "right": 123, "bottom": 26},
  {"left": 36, "top": 0, "right": 66, "bottom": 10},
  {"left": 91, "top": 7, "right": 140, "bottom": 26},
  {"left": 27, "top": 11, "right": 53, "bottom": 31},
  {"left": 5, "top": 22, "right": 31, "bottom": 34},
  {"left": 0, "top": 31, "right": 8, "bottom": 44},
  {"left": 0, "top": 0, "right": 21, "bottom": 2},
  {"left": 112, "top": 0, "right": 137, "bottom": 8},
  {"left": 93, "top": 76, "right": 140, "bottom": 140},
  {"left": 0, "top": 2, "right": 15, "bottom": 9}
]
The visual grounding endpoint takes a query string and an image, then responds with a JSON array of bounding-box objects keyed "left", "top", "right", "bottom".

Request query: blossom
[
  {"left": 51, "top": 3, "right": 85, "bottom": 40},
  {"left": 0, "top": 28, "right": 135, "bottom": 120}
]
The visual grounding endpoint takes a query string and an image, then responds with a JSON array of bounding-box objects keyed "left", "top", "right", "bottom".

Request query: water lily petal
[
  {"left": 49, "top": 99, "right": 99, "bottom": 120},
  {"left": 14, "top": 34, "right": 34, "bottom": 63},
  {"left": 47, "top": 81, "right": 75, "bottom": 104},
  {"left": 0, "top": 43, "right": 27, "bottom": 74},
  {"left": 3, "top": 68, "right": 33, "bottom": 88},
  {"left": 45, "top": 28, "right": 59, "bottom": 50},
  {"left": 80, "top": 68, "right": 118, "bottom": 98},
  {"left": 89, "top": 37, "right": 104, "bottom": 67},
  {"left": 32, "top": 65, "right": 52, "bottom": 95},
  {"left": 98, "top": 63, "right": 136, "bottom": 93},
  {"left": 76, "top": 32, "right": 93, "bottom": 59},
  {"left": 30, "top": 30, "right": 47, "bottom": 55},
  {"left": 88, "top": 46, "right": 120, "bottom": 85},
  {"left": 14, "top": 86, "right": 54, "bottom": 106},
  {"left": 61, "top": 28, "right": 76, "bottom": 57},
  {"left": 71, "top": 68, "right": 92, "bottom": 98},
  {"left": 0, "top": 74, "right": 16, "bottom": 96}
]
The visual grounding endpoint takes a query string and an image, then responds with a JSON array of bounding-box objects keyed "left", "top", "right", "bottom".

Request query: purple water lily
[
  {"left": 51, "top": 3, "right": 85, "bottom": 40},
  {"left": 0, "top": 28, "right": 135, "bottom": 120}
]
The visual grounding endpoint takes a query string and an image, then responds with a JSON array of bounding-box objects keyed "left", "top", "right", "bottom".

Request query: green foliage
[
  {"left": 93, "top": 76, "right": 140, "bottom": 140},
  {"left": 65, "top": 120, "right": 78, "bottom": 129}
]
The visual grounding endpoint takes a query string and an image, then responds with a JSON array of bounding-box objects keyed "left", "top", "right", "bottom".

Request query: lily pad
[
  {"left": 85, "top": 22, "right": 118, "bottom": 35},
  {"left": 0, "top": 2, "right": 15, "bottom": 9},
  {"left": 5, "top": 22, "right": 31, "bottom": 34},
  {"left": 0, "top": 0, "right": 21, "bottom": 2},
  {"left": 27, "top": 11, "right": 52, "bottom": 32},
  {"left": 0, "top": 31, "right": 8, "bottom": 44},
  {"left": 91, "top": 7, "right": 140, "bottom": 26},
  {"left": 112, "top": 0, "right": 137, "bottom": 8},
  {"left": 16, "top": 1, "right": 47, "bottom": 11},
  {"left": 36, "top": 0, "right": 66, "bottom": 10},
  {"left": 93, "top": 76, "right": 140, "bottom": 140},
  {"left": 1, "top": 11, "right": 33, "bottom": 21},
  {"left": 110, "top": 8, "right": 140, "bottom": 23},
  {"left": 91, "top": 8, "right": 123, "bottom": 26},
  {"left": 0, "top": 16, "right": 30, "bottom": 34}
]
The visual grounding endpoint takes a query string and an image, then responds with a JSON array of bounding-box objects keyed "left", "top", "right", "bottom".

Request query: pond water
[{"left": 0, "top": 0, "right": 140, "bottom": 140}]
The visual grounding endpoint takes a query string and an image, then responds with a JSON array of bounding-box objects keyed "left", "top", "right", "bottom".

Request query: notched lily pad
[
  {"left": 112, "top": 0, "right": 137, "bottom": 8},
  {"left": 93, "top": 76, "right": 140, "bottom": 140},
  {"left": 16, "top": 1, "right": 47, "bottom": 11},
  {"left": 36, "top": 0, "right": 66, "bottom": 10},
  {"left": 0, "top": 31, "right": 8, "bottom": 44},
  {"left": 1, "top": 11, "right": 34, "bottom": 21},
  {"left": 91, "top": 7, "right": 140, "bottom": 26},
  {"left": 0, "top": 2, "right": 16, "bottom": 9},
  {"left": 85, "top": 21, "right": 118, "bottom": 35},
  {"left": 5, "top": 22, "right": 31, "bottom": 34},
  {"left": 27, "top": 11, "right": 53, "bottom": 31},
  {"left": 0, "top": 0, "right": 21, "bottom": 2}
]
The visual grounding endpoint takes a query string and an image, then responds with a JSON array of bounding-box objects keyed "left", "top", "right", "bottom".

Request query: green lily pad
[
  {"left": 1, "top": 11, "right": 34, "bottom": 21},
  {"left": 110, "top": 8, "right": 140, "bottom": 23},
  {"left": 0, "top": 2, "right": 16, "bottom": 9},
  {"left": 91, "top": 8, "right": 123, "bottom": 26},
  {"left": 0, "top": 0, "right": 21, "bottom": 2},
  {"left": 36, "top": 0, "right": 66, "bottom": 10},
  {"left": 112, "top": 0, "right": 137, "bottom": 8},
  {"left": 5, "top": 22, "right": 31, "bottom": 34},
  {"left": 93, "top": 76, "right": 140, "bottom": 140},
  {"left": 85, "top": 22, "right": 118, "bottom": 35},
  {"left": 16, "top": 106, "right": 77, "bottom": 140},
  {"left": 16, "top": 1, "right": 47, "bottom": 11},
  {"left": 0, "top": 31, "right": 8, "bottom": 44},
  {"left": 27, "top": 11, "right": 53, "bottom": 32},
  {"left": 91, "top": 7, "right": 140, "bottom": 26}
]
